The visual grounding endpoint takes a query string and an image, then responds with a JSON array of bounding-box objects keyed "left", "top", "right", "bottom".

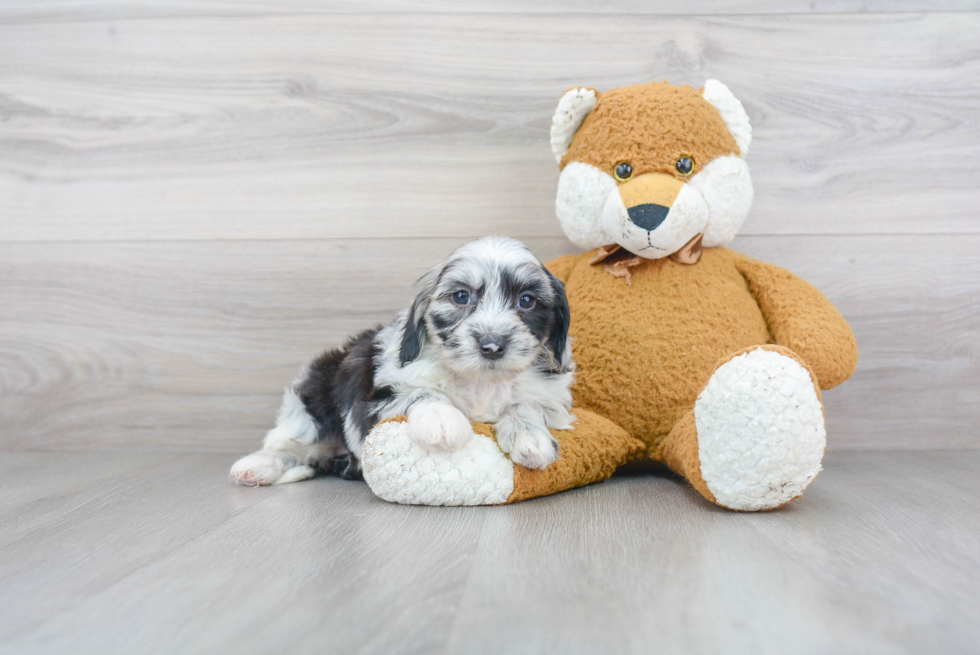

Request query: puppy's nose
[{"left": 479, "top": 335, "right": 507, "bottom": 360}]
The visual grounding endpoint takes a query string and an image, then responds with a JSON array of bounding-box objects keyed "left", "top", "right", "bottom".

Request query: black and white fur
[{"left": 230, "top": 236, "right": 575, "bottom": 486}]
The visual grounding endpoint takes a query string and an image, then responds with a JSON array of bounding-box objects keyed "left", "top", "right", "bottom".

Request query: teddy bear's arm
[
  {"left": 734, "top": 254, "right": 858, "bottom": 389},
  {"left": 361, "top": 409, "right": 644, "bottom": 505},
  {"left": 545, "top": 254, "right": 578, "bottom": 283}
]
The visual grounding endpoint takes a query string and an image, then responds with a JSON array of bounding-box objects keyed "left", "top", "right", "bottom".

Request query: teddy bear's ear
[
  {"left": 550, "top": 87, "right": 598, "bottom": 164},
  {"left": 701, "top": 79, "right": 752, "bottom": 157}
]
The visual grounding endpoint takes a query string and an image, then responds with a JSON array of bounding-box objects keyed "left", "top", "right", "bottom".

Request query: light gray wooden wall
[{"left": 1, "top": 1, "right": 978, "bottom": 452}]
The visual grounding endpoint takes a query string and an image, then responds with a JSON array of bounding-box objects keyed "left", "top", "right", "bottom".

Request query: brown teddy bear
[{"left": 362, "top": 79, "right": 858, "bottom": 511}]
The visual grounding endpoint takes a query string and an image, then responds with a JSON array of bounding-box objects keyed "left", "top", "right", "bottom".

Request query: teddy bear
[{"left": 360, "top": 79, "right": 858, "bottom": 511}]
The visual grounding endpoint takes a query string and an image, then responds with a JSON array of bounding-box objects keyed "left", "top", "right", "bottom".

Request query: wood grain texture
[
  {"left": 443, "top": 450, "right": 980, "bottom": 655},
  {"left": 0, "top": 451, "right": 978, "bottom": 654},
  {"left": 0, "top": 237, "right": 573, "bottom": 451},
  {"left": 1, "top": 234, "right": 977, "bottom": 452},
  {"left": 1, "top": 6, "right": 977, "bottom": 455},
  {"left": 5, "top": 0, "right": 980, "bottom": 20},
  {"left": 0, "top": 451, "right": 187, "bottom": 543},
  {"left": 0, "top": 453, "right": 277, "bottom": 641},
  {"left": 0, "top": 452, "right": 488, "bottom": 654},
  {"left": 1, "top": 12, "right": 979, "bottom": 241}
]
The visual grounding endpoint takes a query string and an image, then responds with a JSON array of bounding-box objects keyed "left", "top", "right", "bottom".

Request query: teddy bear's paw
[
  {"left": 406, "top": 402, "right": 474, "bottom": 452},
  {"left": 694, "top": 348, "right": 826, "bottom": 511},
  {"left": 361, "top": 420, "right": 514, "bottom": 506}
]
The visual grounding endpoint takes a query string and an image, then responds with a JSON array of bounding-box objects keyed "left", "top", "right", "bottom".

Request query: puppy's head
[{"left": 399, "top": 236, "right": 572, "bottom": 380}]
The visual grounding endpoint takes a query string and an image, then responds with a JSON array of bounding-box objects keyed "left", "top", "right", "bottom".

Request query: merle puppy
[{"left": 230, "top": 236, "right": 575, "bottom": 485}]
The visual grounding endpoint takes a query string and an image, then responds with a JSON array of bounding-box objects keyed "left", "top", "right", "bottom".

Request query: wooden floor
[{"left": 0, "top": 450, "right": 977, "bottom": 655}]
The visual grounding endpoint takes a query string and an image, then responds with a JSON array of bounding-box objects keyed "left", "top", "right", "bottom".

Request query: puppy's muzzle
[
  {"left": 479, "top": 334, "right": 507, "bottom": 360},
  {"left": 619, "top": 173, "right": 684, "bottom": 232}
]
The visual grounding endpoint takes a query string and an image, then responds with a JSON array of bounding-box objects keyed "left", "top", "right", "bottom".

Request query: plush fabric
[
  {"left": 734, "top": 255, "right": 858, "bottom": 389},
  {"left": 560, "top": 81, "right": 738, "bottom": 179},
  {"left": 691, "top": 345, "right": 826, "bottom": 511},
  {"left": 657, "top": 345, "right": 824, "bottom": 512},
  {"left": 507, "top": 409, "right": 644, "bottom": 503},
  {"left": 555, "top": 161, "right": 619, "bottom": 248},
  {"left": 362, "top": 417, "right": 515, "bottom": 506},
  {"left": 362, "top": 78, "right": 858, "bottom": 511},
  {"left": 701, "top": 79, "right": 752, "bottom": 156},
  {"left": 556, "top": 247, "right": 774, "bottom": 452},
  {"left": 361, "top": 410, "right": 642, "bottom": 505},
  {"left": 550, "top": 87, "right": 599, "bottom": 163}
]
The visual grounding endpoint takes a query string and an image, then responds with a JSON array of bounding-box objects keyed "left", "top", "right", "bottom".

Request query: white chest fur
[{"left": 441, "top": 376, "right": 525, "bottom": 423}]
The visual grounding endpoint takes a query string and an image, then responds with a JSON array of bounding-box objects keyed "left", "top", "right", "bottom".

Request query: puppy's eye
[
  {"left": 614, "top": 162, "right": 633, "bottom": 182},
  {"left": 675, "top": 156, "right": 694, "bottom": 176},
  {"left": 518, "top": 294, "right": 535, "bottom": 309},
  {"left": 452, "top": 290, "right": 470, "bottom": 305}
]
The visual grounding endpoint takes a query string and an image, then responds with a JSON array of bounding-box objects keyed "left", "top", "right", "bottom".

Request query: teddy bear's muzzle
[
  {"left": 602, "top": 172, "right": 708, "bottom": 260},
  {"left": 619, "top": 173, "right": 684, "bottom": 231}
]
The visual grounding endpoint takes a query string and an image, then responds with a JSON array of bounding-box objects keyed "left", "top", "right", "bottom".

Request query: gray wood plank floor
[{"left": 1, "top": 450, "right": 977, "bottom": 655}]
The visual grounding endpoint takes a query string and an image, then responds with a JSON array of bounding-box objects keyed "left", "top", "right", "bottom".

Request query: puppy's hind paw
[
  {"left": 407, "top": 402, "right": 474, "bottom": 452},
  {"left": 276, "top": 465, "right": 316, "bottom": 484},
  {"left": 230, "top": 451, "right": 290, "bottom": 486}
]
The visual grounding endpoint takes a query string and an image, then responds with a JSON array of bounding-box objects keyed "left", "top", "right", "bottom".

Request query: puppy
[{"left": 230, "top": 236, "right": 575, "bottom": 486}]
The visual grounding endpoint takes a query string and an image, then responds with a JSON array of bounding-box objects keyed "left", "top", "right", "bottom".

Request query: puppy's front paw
[
  {"left": 498, "top": 424, "right": 559, "bottom": 470},
  {"left": 407, "top": 403, "right": 473, "bottom": 452}
]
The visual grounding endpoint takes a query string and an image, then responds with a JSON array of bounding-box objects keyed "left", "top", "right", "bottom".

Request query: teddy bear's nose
[
  {"left": 627, "top": 203, "right": 670, "bottom": 231},
  {"left": 618, "top": 173, "right": 683, "bottom": 232}
]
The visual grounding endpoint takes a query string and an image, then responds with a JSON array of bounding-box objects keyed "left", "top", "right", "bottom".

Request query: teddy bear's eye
[
  {"left": 614, "top": 162, "right": 633, "bottom": 182},
  {"left": 676, "top": 156, "right": 694, "bottom": 176}
]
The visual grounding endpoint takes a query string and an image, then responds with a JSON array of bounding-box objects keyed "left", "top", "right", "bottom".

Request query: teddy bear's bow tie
[{"left": 589, "top": 233, "right": 704, "bottom": 285}]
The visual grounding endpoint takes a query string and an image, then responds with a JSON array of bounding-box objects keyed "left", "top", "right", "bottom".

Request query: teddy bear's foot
[
  {"left": 662, "top": 346, "right": 826, "bottom": 511},
  {"left": 361, "top": 411, "right": 644, "bottom": 506},
  {"left": 698, "top": 346, "right": 826, "bottom": 510},
  {"left": 361, "top": 419, "right": 515, "bottom": 506}
]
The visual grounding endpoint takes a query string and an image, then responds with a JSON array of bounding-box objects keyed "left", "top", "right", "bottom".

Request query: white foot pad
[
  {"left": 362, "top": 421, "right": 514, "bottom": 506},
  {"left": 695, "top": 348, "right": 826, "bottom": 511}
]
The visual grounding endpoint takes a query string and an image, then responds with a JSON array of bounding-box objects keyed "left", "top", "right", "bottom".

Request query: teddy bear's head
[{"left": 550, "top": 80, "right": 753, "bottom": 260}]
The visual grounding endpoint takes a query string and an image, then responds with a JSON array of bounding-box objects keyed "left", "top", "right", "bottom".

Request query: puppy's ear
[
  {"left": 398, "top": 267, "right": 439, "bottom": 366},
  {"left": 545, "top": 268, "right": 572, "bottom": 373}
]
